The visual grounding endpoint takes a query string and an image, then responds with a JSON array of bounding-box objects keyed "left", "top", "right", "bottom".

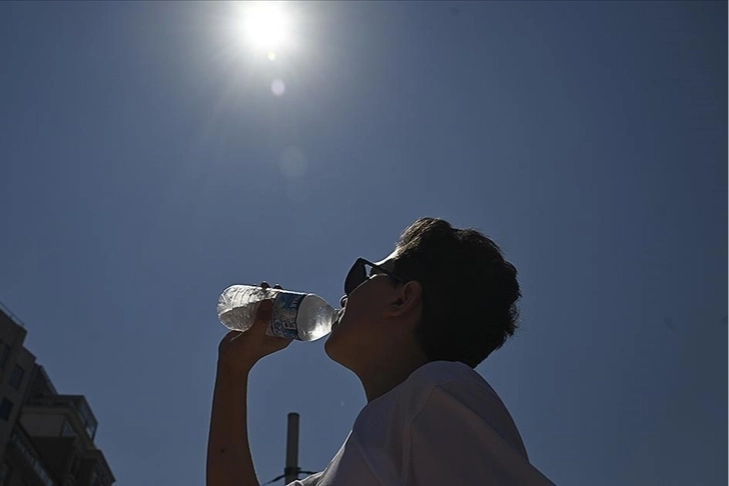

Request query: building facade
[{"left": 0, "top": 303, "right": 114, "bottom": 486}]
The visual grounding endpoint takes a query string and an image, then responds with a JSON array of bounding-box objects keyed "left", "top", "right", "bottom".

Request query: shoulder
[
  {"left": 405, "top": 361, "right": 529, "bottom": 459},
  {"left": 404, "top": 360, "right": 496, "bottom": 399},
  {"left": 353, "top": 360, "right": 501, "bottom": 434},
  {"left": 383, "top": 361, "right": 498, "bottom": 421},
  {"left": 407, "top": 360, "right": 482, "bottom": 385}
]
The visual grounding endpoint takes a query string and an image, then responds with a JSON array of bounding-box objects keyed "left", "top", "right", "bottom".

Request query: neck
[{"left": 356, "top": 345, "right": 429, "bottom": 403}]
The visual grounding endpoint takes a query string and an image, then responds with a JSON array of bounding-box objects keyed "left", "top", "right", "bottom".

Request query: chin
[
  {"left": 324, "top": 332, "right": 353, "bottom": 370},
  {"left": 324, "top": 332, "right": 339, "bottom": 360}
]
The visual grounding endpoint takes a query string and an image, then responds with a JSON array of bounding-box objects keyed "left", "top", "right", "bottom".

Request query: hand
[{"left": 217, "top": 282, "right": 293, "bottom": 371}]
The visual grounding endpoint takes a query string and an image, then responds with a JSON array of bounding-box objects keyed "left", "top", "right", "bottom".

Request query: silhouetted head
[{"left": 326, "top": 217, "right": 521, "bottom": 373}]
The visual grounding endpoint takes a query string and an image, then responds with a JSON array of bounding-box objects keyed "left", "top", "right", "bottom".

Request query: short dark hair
[{"left": 391, "top": 217, "right": 521, "bottom": 368}]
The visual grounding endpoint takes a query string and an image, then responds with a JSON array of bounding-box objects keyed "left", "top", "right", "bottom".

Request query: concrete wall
[{"left": 19, "top": 413, "right": 65, "bottom": 439}]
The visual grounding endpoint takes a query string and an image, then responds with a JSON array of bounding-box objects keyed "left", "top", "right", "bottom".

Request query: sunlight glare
[{"left": 244, "top": 2, "right": 289, "bottom": 51}]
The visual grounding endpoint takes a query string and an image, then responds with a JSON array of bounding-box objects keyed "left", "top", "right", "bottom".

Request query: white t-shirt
[{"left": 287, "top": 361, "right": 555, "bottom": 486}]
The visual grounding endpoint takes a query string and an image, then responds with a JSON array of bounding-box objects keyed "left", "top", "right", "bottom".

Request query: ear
[{"left": 384, "top": 280, "right": 422, "bottom": 319}]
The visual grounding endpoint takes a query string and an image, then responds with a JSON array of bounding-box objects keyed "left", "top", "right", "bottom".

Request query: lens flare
[{"left": 271, "top": 79, "right": 286, "bottom": 96}]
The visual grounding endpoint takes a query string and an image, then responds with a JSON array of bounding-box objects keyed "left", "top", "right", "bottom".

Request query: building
[{"left": 0, "top": 302, "right": 115, "bottom": 486}]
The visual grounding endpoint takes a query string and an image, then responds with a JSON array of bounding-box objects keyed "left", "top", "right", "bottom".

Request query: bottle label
[{"left": 269, "top": 292, "right": 306, "bottom": 339}]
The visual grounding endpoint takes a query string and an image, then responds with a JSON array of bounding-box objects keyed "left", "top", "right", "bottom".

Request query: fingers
[
  {"left": 253, "top": 282, "right": 282, "bottom": 335},
  {"left": 254, "top": 299, "right": 274, "bottom": 326}
]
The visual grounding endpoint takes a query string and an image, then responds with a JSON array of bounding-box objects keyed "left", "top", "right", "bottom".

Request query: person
[{"left": 207, "top": 217, "right": 556, "bottom": 486}]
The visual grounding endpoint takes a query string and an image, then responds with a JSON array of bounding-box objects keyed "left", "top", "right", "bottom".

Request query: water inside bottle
[{"left": 218, "top": 302, "right": 261, "bottom": 332}]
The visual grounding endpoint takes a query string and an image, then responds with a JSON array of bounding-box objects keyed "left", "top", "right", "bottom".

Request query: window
[
  {"left": 89, "top": 469, "right": 99, "bottom": 486},
  {"left": 61, "top": 420, "right": 76, "bottom": 438},
  {"left": 0, "top": 463, "right": 11, "bottom": 486},
  {"left": 9, "top": 365, "right": 24, "bottom": 391},
  {"left": 0, "top": 345, "right": 9, "bottom": 369},
  {"left": 0, "top": 399, "right": 13, "bottom": 421},
  {"left": 75, "top": 399, "right": 97, "bottom": 440}
]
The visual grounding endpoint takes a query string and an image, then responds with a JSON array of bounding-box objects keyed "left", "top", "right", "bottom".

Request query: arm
[
  {"left": 207, "top": 362, "right": 257, "bottom": 486},
  {"left": 207, "top": 291, "right": 293, "bottom": 486}
]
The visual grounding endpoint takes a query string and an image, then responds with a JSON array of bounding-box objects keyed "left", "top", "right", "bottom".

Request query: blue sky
[{"left": 0, "top": 2, "right": 726, "bottom": 485}]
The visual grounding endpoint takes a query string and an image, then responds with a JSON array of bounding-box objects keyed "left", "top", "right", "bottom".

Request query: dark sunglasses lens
[{"left": 345, "top": 260, "right": 367, "bottom": 295}]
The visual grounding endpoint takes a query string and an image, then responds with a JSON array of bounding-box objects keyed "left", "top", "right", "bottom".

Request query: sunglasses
[{"left": 344, "top": 257, "right": 407, "bottom": 295}]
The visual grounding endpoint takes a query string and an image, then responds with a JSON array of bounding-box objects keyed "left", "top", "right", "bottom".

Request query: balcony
[
  {"left": 26, "top": 395, "right": 98, "bottom": 441},
  {"left": 9, "top": 428, "right": 57, "bottom": 486}
]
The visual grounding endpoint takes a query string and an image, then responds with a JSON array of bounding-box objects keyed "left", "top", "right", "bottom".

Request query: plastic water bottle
[{"left": 217, "top": 285, "right": 341, "bottom": 342}]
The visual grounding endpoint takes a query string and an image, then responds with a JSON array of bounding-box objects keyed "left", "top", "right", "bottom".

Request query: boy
[{"left": 208, "top": 217, "right": 555, "bottom": 485}]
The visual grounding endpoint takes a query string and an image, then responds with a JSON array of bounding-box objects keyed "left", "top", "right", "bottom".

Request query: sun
[{"left": 243, "top": 2, "right": 289, "bottom": 51}]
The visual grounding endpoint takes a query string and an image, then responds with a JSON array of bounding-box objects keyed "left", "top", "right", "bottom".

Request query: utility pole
[
  {"left": 264, "top": 412, "right": 317, "bottom": 485},
  {"left": 284, "top": 412, "right": 300, "bottom": 484}
]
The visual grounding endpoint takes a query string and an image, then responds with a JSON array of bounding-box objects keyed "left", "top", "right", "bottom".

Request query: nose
[{"left": 339, "top": 295, "right": 348, "bottom": 307}]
